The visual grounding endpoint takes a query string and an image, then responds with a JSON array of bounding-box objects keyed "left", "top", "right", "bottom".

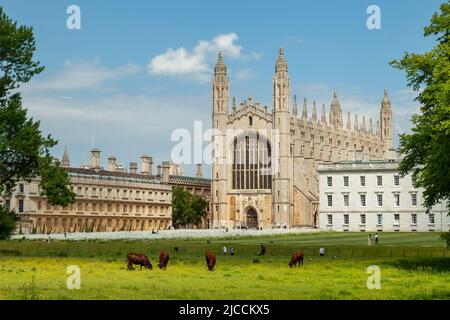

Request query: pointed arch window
[{"left": 232, "top": 133, "right": 271, "bottom": 190}]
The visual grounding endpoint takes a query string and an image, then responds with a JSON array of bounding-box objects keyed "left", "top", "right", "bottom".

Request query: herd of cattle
[{"left": 126, "top": 250, "right": 304, "bottom": 271}]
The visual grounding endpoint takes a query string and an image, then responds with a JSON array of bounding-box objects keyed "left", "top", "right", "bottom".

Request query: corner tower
[
  {"left": 330, "top": 91, "right": 343, "bottom": 128},
  {"left": 380, "top": 89, "right": 393, "bottom": 157},
  {"left": 211, "top": 51, "right": 229, "bottom": 228},
  {"left": 272, "top": 48, "right": 291, "bottom": 226}
]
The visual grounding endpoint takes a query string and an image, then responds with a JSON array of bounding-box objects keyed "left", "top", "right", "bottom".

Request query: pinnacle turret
[
  {"left": 346, "top": 112, "right": 351, "bottom": 130},
  {"left": 292, "top": 95, "right": 298, "bottom": 116},
  {"left": 321, "top": 104, "right": 327, "bottom": 126},
  {"left": 61, "top": 146, "right": 70, "bottom": 168},
  {"left": 330, "top": 91, "right": 343, "bottom": 128},
  {"left": 214, "top": 50, "right": 227, "bottom": 75},
  {"left": 212, "top": 50, "right": 229, "bottom": 114},
  {"left": 354, "top": 113, "right": 359, "bottom": 131},
  {"left": 275, "top": 47, "right": 288, "bottom": 73},
  {"left": 312, "top": 101, "right": 317, "bottom": 122},
  {"left": 302, "top": 97, "right": 308, "bottom": 120},
  {"left": 331, "top": 91, "right": 340, "bottom": 109},
  {"left": 382, "top": 88, "right": 391, "bottom": 107}
]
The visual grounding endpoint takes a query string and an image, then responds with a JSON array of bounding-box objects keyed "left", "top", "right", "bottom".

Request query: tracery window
[{"left": 232, "top": 133, "right": 271, "bottom": 190}]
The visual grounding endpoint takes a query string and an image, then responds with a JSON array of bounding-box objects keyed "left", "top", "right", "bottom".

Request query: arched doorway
[{"left": 246, "top": 207, "right": 258, "bottom": 229}]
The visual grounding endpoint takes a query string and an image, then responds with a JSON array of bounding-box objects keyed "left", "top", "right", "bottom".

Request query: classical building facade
[
  {"left": 211, "top": 48, "right": 393, "bottom": 229},
  {"left": 318, "top": 157, "right": 450, "bottom": 232},
  {"left": 4, "top": 148, "right": 211, "bottom": 234}
]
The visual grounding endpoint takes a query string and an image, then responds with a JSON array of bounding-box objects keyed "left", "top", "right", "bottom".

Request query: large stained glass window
[{"left": 232, "top": 133, "right": 271, "bottom": 190}]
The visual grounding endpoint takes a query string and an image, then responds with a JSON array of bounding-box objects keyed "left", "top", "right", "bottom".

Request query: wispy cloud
[
  {"left": 235, "top": 68, "right": 254, "bottom": 81},
  {"left": 283, "top": 36, "right": 305, "bottom": 45},
  {"left": 148, "top": 33, "right": 260, "bottom": 82},
  {"left": 22, "top": 58, "right": 141, "bottom": 92}
]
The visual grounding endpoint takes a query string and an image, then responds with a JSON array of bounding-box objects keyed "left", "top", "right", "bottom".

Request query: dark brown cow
[
  {"left": 288, "top": 252, "right": 304, "bottom": 268},
  {"left": 205, "top": 250, "right": 216, "bottom": 271},
  {"left": 127, "top": 253, "right": 153, "bottom": 270},
  {"left": 158, "top": 250, "right": 170, "bottom": 269}
]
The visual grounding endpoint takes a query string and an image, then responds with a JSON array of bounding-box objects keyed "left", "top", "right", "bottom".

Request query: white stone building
[{"left": 318, "top": 156, "right": 449, "bottom": 232}]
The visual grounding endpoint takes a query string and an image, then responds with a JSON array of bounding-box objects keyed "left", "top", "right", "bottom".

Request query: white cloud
[
  {"left": 23, "top": 92, "right": 212, "bottom": 176},
  {"left": 148, "top": 33, "right": 259, "bottom": 82},
  {"left": 22, "top": 58, "right": 141, "bottom": 92},
  {"left": 283, "top": 36, "right": 304, "bottom": 45},
  {"left": 235, "top": 68, "right": 254, "bottom": 81}
]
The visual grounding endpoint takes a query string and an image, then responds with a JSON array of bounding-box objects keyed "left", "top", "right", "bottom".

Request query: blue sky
[{"left": 0, "top": 0, "right": 443, "bottom": 177}]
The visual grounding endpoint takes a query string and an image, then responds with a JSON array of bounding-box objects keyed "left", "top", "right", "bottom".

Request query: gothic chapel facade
[{"left": 211, "top": 48, "right": 393, "bottom": 229}]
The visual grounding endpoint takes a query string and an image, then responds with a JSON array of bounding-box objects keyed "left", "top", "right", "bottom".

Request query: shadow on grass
[{"left": 388, "top": 257, "right": 450, "bottom": 272}]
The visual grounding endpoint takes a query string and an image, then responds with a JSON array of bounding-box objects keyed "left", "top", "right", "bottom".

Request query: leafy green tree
[
  {"left": 0, "top": 7, "right": 75, "bottom": 238},
  {"left": 390, "top": 2, "right": 450, "bottom": 213},
  {"left": 0, "top": 205, "right": 17, "bottom": 239},
  {"left": 171, "top": 187, "right": 208, "bottom": 228},
  {"left": 440, "top": 232, "right": 450, "bottom": 249}
]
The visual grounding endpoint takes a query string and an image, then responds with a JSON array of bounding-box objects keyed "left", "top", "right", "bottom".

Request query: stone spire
[
  {"left": 302, "top": 97, "right": 308, "bottom": 120},
  {"left": 330, "top": 91, "right": 343, "bottom": 128},
  {"left": 380, "top": 88, "right": 393, "bottom": 154},
  {"left": 275, "top": 47, "right": 288, "bottom": 73},
  {"left": 346, "top": 112, "right": 351, "bottom": 130},
  {"left": 312, "top": 101, "right": 317, "bottom": 122},
  {"left": 212, "top": 50, "right": 229, "bottom": 114},
  {"left": 196, "top": 163, "right": 203, "bottom": 178},
  {"left": 273, "top": 47, "right": 290, "bottom": 113},
  {"left": 214, "top": 50, "right": 227, "bottom": 75},
  {"left": 61, "top": 146, "right": 70, "bottom": 168},
  {"left": 321, "top": 104, "right": 327, "bottom": 126},
  {"left": 362, "top": 115, "right": 366, "bottom": 132},
  {"left": 354, "top": 113, "right": 359, "bottom": 131},
  {"left": 369, "top": 117, "right": 373, "bottom": 133},
  {"left": 232, "top": 96, "right": 236, "bottom": 112},
  {"left": 292, "top": 94, "right": 298, "bottom": 116},
  {"left": 331, "top": 91, "right": 340, "bottom": 108},
  {"left": 382, "top": 88, "right": 391, "bottom": 106}
]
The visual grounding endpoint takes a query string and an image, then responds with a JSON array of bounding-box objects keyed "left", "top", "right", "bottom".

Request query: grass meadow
[{"left": 0, "top": 232, "right": 449, "bottom": 300}]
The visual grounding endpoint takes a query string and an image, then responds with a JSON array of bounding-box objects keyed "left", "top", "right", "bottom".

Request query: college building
[
  {"left": 3, "top": 147, "right": 211, "bottom": 234},
  {"left": 318, "top": 153, "right": 450, "bottom": 232}
]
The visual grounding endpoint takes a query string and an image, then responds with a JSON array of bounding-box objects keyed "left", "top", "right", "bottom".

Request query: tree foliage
[
  {"left": 440, "top": 232, "right": 450, "bottom": 249},
  {"left": 0, "top": 7, "right": 75, "bottom": 237},
  {"left": 171, "top": 187, "right": 208, "bottom": 228},
  {"left": 0, "top": 205, "right": 17, "bottom": 239},
  {"left": 390, "top": 2, "right": 450, "bottom": 213}
]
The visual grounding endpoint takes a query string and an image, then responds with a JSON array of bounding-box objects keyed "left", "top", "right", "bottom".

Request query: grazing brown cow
[
  {"left": 205, "top": 251, "right": 216, "bottom": 271},
  {"left": 158, "top": 250, "right": 170, "bottom": 269},
  {"left": 127, "top": 253, "right": 153, "bottom": 270},
  {"left": 288, "top": 252, "right": 304, "bottom": 268}
]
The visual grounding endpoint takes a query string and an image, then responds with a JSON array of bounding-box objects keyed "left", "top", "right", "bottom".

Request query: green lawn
[
  {"left": 0, "top": 232, "right": 449, "bottom": 300},
  {"left": 1, "top": 256, "right": 449, "bottom": 300}
]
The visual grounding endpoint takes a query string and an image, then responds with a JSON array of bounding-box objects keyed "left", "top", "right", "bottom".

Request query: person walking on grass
[
  {"left": 368, "top": 234, "right": 372, "bottom": 246},
  {"left": 230, "top": 247, "right": 234, "bottom": 256},
  {"left": 375, "top": 232, "right": 379, "bottom": 245},
  {"left": 223, "top": 246, "right": 227, "bottom": 256},
  {"left": 319, "top": 247, "right": 325, "bottom": 257}
]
